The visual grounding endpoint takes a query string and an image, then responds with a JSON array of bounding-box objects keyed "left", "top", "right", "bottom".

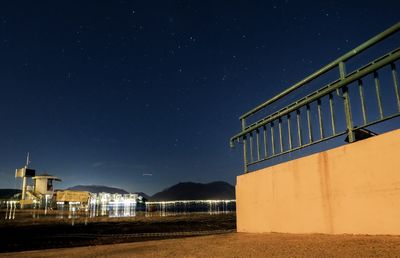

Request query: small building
[
  {"left": 33, "top": 174, "right": 61, "bottom": 196},
  {"left": 56, "top": 190, "right": 90, "bottom": 204}
]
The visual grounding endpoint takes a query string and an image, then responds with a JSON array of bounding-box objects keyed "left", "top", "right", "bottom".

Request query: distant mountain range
[
  {"left": 1, "top": 181, "right": 235, "bottom": 201},
  {"left": 67, "top": 185, "right": 128, "bottom": 194},
  {"left": 66, "top": 182, "right": 235, "bottom": 201},
  {"left": 0, "top": 189, "right": 21, "bottom": 199},
  {"left": 150, "top": 181, "right": 235, "bottom": 201},
  {"left": 66, "top": 185, "right": 150, "bottom": 199},
  {"left": 134, "top": 192, "right": 150, "bottom": 200}
]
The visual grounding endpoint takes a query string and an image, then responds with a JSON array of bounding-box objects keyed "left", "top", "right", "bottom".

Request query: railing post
[
  {"left": 339, "top": 61, "right": 355, "bottom": 142},
  {"left": 241, "top": 118, "right": 248, "bottom": 173}
]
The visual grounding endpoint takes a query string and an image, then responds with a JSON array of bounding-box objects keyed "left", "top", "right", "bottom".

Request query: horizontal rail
[
  {"left": 243, "top": 45, "right": 400, "bottom": 133},
  {"left": 231, "top": 22, "right": 400, "bottom": 174},
  {"left": 231, "top": 48, "right": 400, "bottom": 143},
  {"left": 243, "top": 79, "right": 340, "bottom": 131},
  {"left": 355, "top": 113, "right": 400, "bottom": 132},
  {"left": 246, "top": 131, "right": 347, "bottom": 166},
  {"left": 239, "top": 22, "right": 400, "bottom": 120}
]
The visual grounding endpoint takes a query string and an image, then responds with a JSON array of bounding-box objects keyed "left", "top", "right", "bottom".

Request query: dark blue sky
[{"left": 0, "top": 1, "right": 399, "bottom": 194}]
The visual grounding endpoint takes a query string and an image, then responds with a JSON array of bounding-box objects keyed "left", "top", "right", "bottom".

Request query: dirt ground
[
  {"left": 0, "top": 212, "right": 235, "bottom": 252},
  {"left": 2, "top": 211, "right": 400, "bottom": 257},
  {"left": 2, "top": 232, "right": 400, "bottom": 258}
]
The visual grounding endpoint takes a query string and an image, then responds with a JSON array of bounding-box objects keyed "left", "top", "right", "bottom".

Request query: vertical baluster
[
  {"left": 270, "top": 122, "right": 275, "bottom": 155},
  {"left": 374, "top": 71, "right": 384, "bottom": 119},
  {"left": 317, "top": 99, "right": 324, "bottom": 139},
  {"left": 249, "top": 132, "right": 254, "bottom": 163},
  {"left": 263, "top": 125, "right": 268, "bottom": 158},
  {"left": 306, "top": 104, "right": 313, "bottom": 143},
  {"left": 256, "top": 129, "right": 260, "bottom": 161},
  {"left": 329, "top": 93, "right": 336, "bottom": 135},
  {"left": 296, "top": 110, "right": 302, "bottom": 146},
  {"left": 241, "top": 119, "right": 248, "bottom": 173},
  {"left": 342, "top": 86, "right": 354, "bottom": 142},
  {"left": 278, "top": 118, "right": 283, "bottom": 153},
  {"left": 391, "top": 63, "right": 400, "bottom": 112},
  {"left": 287, "top": 114, "right": 292, "bottom": 150},
  {"left": 358, "top": 79, "right": 367, "bottom": 124},
  {"left": 242, "top": 136, "right": 248, "bottom": 171},
  {"left": 340, "top": 61, "right": 354, "bottom": 142}
]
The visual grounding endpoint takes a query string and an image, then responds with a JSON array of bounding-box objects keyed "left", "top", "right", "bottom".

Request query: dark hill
[
  {"left": 0, "top": 189, "right": 21, "bottom": 199},
  {"left": 67, "top": 185, "right": 128, "bottom": 194},
  {"left": 133, "top": 192, "right": 150, "bottom": 200},
  {"left": 150, "top": 181, "right": 235, "bottom": 201}
]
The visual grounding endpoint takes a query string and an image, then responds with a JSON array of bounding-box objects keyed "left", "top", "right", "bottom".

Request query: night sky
[{"left": 0, "top": 1, "right": 399, "bottom": 194}]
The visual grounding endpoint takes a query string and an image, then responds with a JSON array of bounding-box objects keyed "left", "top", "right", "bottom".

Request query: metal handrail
[
  {"left": 232, "top": 48, "right": 400, "bottom": 142},
  {"left": 230, "top": 22, "right": 400, "bottom": 173},
  {"left": 239, "top": 22, "right": 400, "bottom": 120}
]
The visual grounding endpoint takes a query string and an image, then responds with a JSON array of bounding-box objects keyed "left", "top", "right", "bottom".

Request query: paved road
[{"left": 2, "top": 232, "right": 400, "bottom": 257}]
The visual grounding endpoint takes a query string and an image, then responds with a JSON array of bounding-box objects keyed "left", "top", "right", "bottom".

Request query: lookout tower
[
  {"left": 15, "top": 153, "right": 35, "bottom": 207},
  {"left": 33, "top": 174, "right": 61, "bottom": 196},
  {"left": 15, "top": 153, "right": 62, "bottom": 208}
]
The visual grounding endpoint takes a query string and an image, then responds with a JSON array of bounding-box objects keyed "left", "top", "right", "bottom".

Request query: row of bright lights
[
  {"left": 5, "top": 199, "right": 235, "bottom": 206},
  {"left": 145, "top": 200, "right": 236, "bottom": 205},
  {"left": 5, "top": 201, "right": 18, "bottom": 205},
  {"left": 59, "top": 200, "right": 136, "bottom": 205},
  {"left": 57, "top": 201, "right": 81, "bottom": 205},
  {"left": 89, "top": 199, "right": 137, "bottom": 205},
  {"left": 108, "top": 200, "right": 136, "bottom": 205}
]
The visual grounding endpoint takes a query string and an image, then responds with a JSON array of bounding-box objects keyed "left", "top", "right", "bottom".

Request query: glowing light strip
[
  {"left": 108, "top": 200, "right": 137, "bottom": 205},
  {"left": 145, "top": 200, "right": 236, "bottom": 205}
]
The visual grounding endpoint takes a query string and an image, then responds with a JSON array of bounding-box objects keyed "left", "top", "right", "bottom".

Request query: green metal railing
[{"left": 230, "top": 22, "right": 400, "bottom": 173}]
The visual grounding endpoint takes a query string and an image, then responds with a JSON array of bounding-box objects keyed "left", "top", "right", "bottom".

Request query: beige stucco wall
[
  {"left": 34, "top": 178, "right": 51, "bottom": 196},
  {"left": 236, "top": 129, "right": 400, "bottom": 235}
]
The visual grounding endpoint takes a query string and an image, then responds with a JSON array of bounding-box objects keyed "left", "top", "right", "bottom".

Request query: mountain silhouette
[
  {"left": 150, "top": 181, "right": 235, "bottom": 201},
  {"left": 67, "top": 185, "right": 128, "bottom": 194},
  {"left": 0, "top": 189, "right": 21, "bottom": 199}
]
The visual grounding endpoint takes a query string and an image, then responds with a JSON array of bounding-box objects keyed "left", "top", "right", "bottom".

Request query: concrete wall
[
  {"left": 236, "top": 129, "right": 400, "bottom": 235},
  {"left": 34, "top": 178, "right": 50, "bottom": 195}
]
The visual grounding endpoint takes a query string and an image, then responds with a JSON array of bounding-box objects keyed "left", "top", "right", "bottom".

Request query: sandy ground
[
  {"left": 0, "top": 213, "right": 236, "bottom": 252},
  {"left": 2, "top": 232, "right": 400, "bottom": 258}
]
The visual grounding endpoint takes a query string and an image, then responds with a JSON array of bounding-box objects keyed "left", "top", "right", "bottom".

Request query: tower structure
[{"left": 15, "top": 153, "right": 36, "bottom": 207}]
